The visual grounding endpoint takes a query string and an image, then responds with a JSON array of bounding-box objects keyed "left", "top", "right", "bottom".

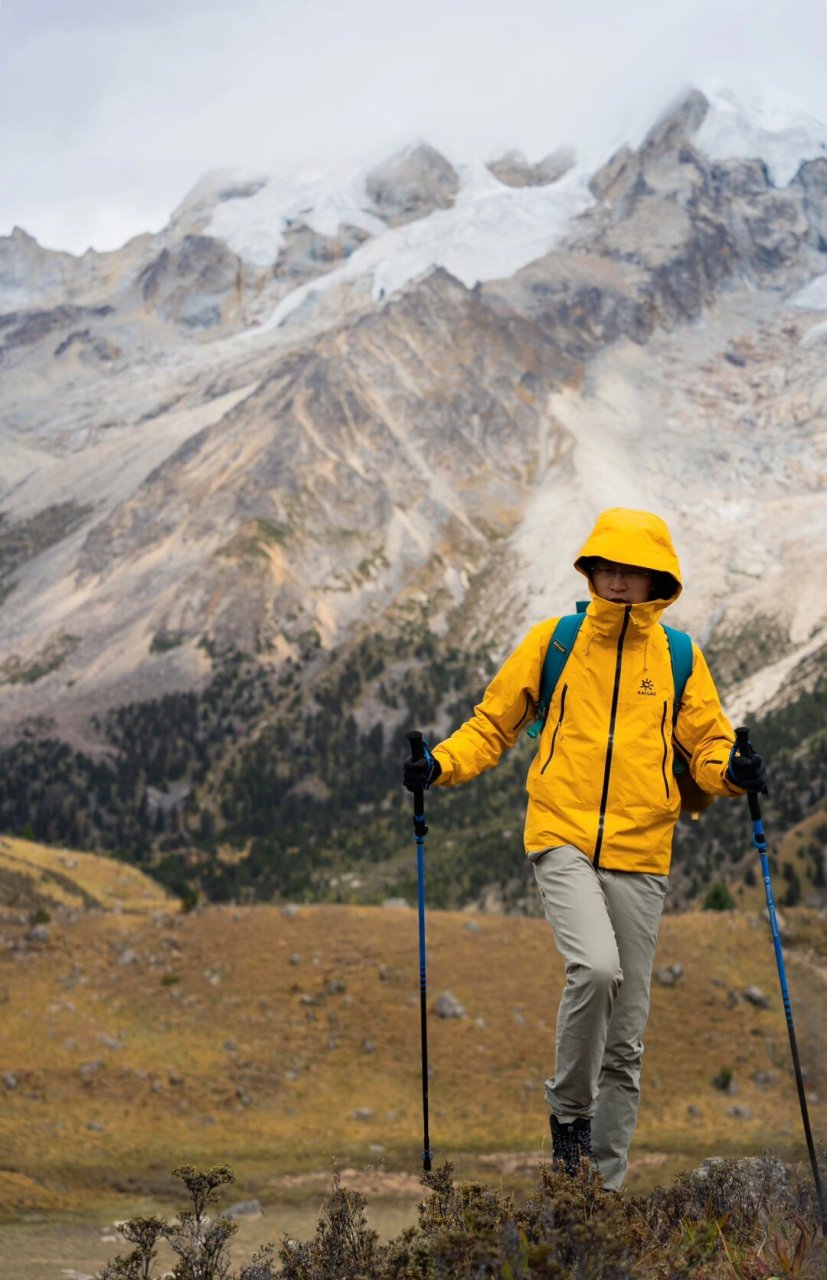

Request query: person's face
[{"left": 590, "top": 558, "right": 653, "bottom": 605}]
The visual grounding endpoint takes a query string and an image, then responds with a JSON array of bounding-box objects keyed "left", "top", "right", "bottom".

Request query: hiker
[{"left": 402, "top": 508, "right": 767, "bottom": 1190}]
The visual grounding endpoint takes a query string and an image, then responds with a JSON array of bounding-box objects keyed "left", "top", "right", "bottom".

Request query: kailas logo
[{"left": 638, "top": 677, "right": 656, "bottom": 696}]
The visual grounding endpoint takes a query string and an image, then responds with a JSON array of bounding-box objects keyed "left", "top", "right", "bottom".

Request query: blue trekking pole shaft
[
  {"left": 735, "top": 727, "right": 826, "bottom": 1235},
  {"left": 407, "top": 730, "right": 432, "bottom": 1172}
]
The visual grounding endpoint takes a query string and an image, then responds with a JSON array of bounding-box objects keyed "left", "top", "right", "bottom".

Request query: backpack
[{"left": 526, "top": 601, "right": 714, "bottom": 817}]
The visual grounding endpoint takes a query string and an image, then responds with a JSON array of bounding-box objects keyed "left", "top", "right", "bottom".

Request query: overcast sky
[{"left": 1, "top": 0, "right": 826, "bottom": 255}]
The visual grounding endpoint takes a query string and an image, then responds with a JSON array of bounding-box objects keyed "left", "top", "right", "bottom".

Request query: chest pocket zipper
[
  {"left": 660, "top": 700, "right": 670, "bottom": 800},
  {"left": 541, "top": 684, "right": 568, "bottom": 774}
]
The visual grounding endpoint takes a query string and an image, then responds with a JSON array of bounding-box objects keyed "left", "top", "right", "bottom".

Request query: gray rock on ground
[{"left": 434, "top": 990, "right": 466, "bottom": 1018}]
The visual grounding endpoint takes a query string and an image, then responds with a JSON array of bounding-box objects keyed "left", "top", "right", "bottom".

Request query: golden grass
[
  {"left": 0, "top": 836, "right": 173, "bottom": 914},
  {"left": 1, "top": 839, "right": 825, "bottom": 1221}
]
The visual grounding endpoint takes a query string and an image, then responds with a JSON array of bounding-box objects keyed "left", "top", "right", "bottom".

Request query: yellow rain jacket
[{"left": 432, "top": 508, "right": 741, "bottom": 875}]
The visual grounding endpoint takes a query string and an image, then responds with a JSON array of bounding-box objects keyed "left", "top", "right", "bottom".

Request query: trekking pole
[
  {"left": 406, "top": 730, "right": 433, "bottom": 1172},
  {"left": 735, "top": 726, "right": 827, "bottom": 1235}
]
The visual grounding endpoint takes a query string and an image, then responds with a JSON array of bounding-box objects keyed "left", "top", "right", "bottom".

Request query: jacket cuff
[{"left": 431, "top": 746, "right": 451, "bottom": 785}]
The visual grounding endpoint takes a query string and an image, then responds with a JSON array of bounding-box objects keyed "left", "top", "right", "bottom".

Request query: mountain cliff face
[{"left": 1, "top": 90, "right": 825, "bottom": 909}]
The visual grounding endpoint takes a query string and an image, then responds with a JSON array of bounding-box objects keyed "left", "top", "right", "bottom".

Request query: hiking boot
[{"left": 550, "top": 1114, "right": 593, "bottom": 1175}]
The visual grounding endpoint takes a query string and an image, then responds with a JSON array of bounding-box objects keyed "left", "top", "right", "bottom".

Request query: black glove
[
  {"left": 402, "top": 744, "right": 442, "bottom": 792},
  {"left": 727, "top": 743, "right": 768, "bottom": 793}
]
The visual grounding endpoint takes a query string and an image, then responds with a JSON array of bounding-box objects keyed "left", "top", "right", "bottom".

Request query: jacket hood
[{"left": 574, "top": 508, "right": 682, "bottom": 603}]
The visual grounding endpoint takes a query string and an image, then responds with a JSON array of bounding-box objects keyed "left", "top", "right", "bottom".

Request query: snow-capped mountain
[{"left": 1, "top": 86, "right": 826, "bottom": 756}]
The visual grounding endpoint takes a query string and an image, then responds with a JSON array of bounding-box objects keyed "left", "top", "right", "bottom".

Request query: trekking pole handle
[
  {"left": 734, "top": 725, "right": 762, "bottom": 821},
  {"left": 406, "top": 730, "right": 426, "bottom": 820}
]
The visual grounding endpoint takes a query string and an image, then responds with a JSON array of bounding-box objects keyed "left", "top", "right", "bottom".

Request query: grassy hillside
[
  {"left": 0, "top": 835, "right": 173, "bottom": 915},
  {"left": 1, "top": 841, "right": 825, "bottom": 1229}
]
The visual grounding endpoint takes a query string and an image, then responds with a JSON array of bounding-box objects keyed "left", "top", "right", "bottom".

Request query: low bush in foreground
[{"left": 98, "top": 1154, "right": 827, "bottom": 1279}]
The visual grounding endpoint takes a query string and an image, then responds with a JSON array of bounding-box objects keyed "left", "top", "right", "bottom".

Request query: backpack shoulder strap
[
  {"left": 527, "top": 608, "right": 588, "bottom": 740},
  {"left": 661, "top": 624, "right": 694, "bottom": 721}
]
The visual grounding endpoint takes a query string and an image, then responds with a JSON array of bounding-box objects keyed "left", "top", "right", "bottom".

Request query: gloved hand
[
  {"left": 403, "top": 744, "right": 442, "bottom": 792},
  {"left": 727, "top": 743, "right": 768, "bottom": 793}
]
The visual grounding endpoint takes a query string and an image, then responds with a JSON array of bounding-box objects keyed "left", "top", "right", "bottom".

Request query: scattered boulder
[
  {"left": 752, "top": 1069, "right": 777, "bottom": 1087},
  {"left": 282, "top": 904, "right": 300, "bottom": 920},
  {"left": 353, "top": 1107, "right": 374, "bottom": 1121},
  {"left": 434, "top": 991, "right": 465, "bottom": 1019},
  {"left": 656, "top": 962, "right": 684, "bottom": 986},
  {"left": 27, "top": 924, "right": 51, "bottom": 943},
  {"left": 227, "top": 1199, "right": 261, "bottom": 1219},
  {"left": 2, "top": 1071, "right": 18, "bottom": 1090},
  {"left": 743, "top": 985, "right": 771, "bottom": 1008},
  {"left": 382, "top": 897, "right": 409, "bottom": 909}
]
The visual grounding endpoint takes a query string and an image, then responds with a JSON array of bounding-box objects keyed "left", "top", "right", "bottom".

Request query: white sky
[{"left": 1, "top": 0, "right": 826, "bottom": 256}]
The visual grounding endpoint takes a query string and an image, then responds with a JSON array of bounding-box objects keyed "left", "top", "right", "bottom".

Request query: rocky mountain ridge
[{"left": 0, "top": 88, "right": 825, "bottom": 907}]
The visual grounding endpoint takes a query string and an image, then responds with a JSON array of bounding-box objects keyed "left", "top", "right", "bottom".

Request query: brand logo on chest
[{"left": 638, "top": 677, "right": 656, "bottom": 696}]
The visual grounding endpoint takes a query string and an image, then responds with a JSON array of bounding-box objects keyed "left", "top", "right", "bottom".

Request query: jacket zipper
[
  {"left": 541, "top": 684, "right": 568, "bottom": 773},
  {"left": 593, "top": 606, "right": 631, "bottom": 868},
  {"left": 660, "top": 700, "right": 670, "bottom": 800},
  {"left": 515, "top": 691, "right": 535, "bottom": 731}
]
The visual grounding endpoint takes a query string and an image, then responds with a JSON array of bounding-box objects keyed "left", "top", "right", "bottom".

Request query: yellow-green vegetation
[
  {"left": 1, "top": 838, "right": 825, "bottom": 1234},
  {"left": 0, "top": 836, "right": 173, "bottom": 914}
]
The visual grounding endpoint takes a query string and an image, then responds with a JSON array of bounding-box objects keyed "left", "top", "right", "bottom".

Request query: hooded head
[{"left": 575, "top": 508, "right": 682, "bottom": 604}]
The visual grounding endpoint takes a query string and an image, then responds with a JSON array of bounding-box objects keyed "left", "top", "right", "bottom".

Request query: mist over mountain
[{"left": 1, "top": 88, "right": 825, "bottom": 911}]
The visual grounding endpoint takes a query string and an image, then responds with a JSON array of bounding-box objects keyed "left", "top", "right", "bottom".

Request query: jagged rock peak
[
  {"left": 640, "top": 87, "right": 711, "bottom": 155},
  {"left": 587, "top": 88, "right": 710, "bottom": 202},
  {"left": 487, "top": 146, "right": 576, "bottom": 189},
  {"left": 365, "top": 143, "right": 460, "bottom": 226}
]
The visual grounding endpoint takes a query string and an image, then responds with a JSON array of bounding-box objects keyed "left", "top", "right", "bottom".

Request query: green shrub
[{"left": 703, "top": 882, "right": 736, "bottom": 911}]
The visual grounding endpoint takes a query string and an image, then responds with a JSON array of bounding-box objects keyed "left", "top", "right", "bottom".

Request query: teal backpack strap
[
  {"left": 661, "top": 624, "right": 694, "bottom": 718},
  {"left": 661, "top": 623, "right": 694, "bottom": 776},
  {"left": 526, "top": 602, "right": 589, "bottom": 740}
]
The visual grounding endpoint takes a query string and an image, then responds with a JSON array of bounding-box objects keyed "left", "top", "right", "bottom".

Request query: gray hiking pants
[{"left": 532, "top": 845, "right": 668, "bottom": 1190}]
